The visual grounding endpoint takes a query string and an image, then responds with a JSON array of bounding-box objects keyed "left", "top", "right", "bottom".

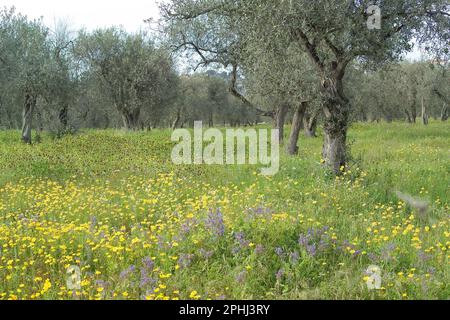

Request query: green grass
[{"left": 0, "top": 121, "right": 448, "bottom": 300}]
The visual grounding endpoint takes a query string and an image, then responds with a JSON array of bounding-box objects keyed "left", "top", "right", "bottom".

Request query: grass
[{"left": 0, "top": 121, "right": 448, "bottom": 300}]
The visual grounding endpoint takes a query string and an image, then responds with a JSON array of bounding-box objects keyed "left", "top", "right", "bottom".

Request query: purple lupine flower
[
  {"left": 298, "top": 234, "right": 308, "bottom": 247},
  {"left": 139, "top": 270, "right": 156, "bottom": 288},
  {"left": 181, "top": 220, "right": 194, "bottom": 236},
  {"left": 306, "top": 244, "right": 317, "bottom": 256},
  {"left": 140, "top": 257, "right": 156, "bottom": 288},
  {"left": 298, "top": 227, "right": 331, "bottom": 257},
  {"left": 120, "top": 265, "right": 136, "bottom": 279},
  {"left": 234, "top": 232, "right": 250, "bottom": 248},
  {"left": 205, "top": 209, "right": 225, "bottom": 237},
  {"left": 142, "top": 257, "right": 154, "bottom": 271}
]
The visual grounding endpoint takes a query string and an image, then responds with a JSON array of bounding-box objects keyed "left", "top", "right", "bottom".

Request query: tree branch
[{"left": 229, "top": 63, "right": 274, "bottom": 118}]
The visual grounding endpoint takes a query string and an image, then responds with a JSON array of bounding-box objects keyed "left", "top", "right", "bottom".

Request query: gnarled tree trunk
[
  {"left": 321, "top": 72, "right": 350, "bottom": 175},
  {"left": 287, "top": 102, "right": 308, "bottom": 155},
  {"left": 322, "top": 113, "right": 348, "bottom": 175},
  {"left": 121, "top": 108, "right": 141, "bottom": 130},
  {"left": 21, "top": 93, "right": 36, "bottom": 144}
]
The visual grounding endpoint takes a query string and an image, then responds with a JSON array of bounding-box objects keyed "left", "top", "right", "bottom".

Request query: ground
[{"left": 0, "top": 121, "right": 448, "bottom": 300}]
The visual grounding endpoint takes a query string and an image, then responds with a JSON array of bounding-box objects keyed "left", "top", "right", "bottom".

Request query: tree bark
[
  {"left": 287, "top": 102, "right": 307, "bottom": 155},
  {"left": 121, "top": 108, "right": 140, "bottom": 130},
  {"left": 21, "top": 93, "right": 36, "bottom": 144},
  {"left": 59, "top": 104, "right": 69, "bottom": 129},
  {"left": 208, "top": 111, "right": 214, "bottom": 127},
  {"left": 322, "top": 116, "right": 347, "bottom": 175},
  {"left": 405, "top": 109, "right": 413, "bottom": 123},
  {"left": 410, "top": 103, "right": 417, "bottom": 123},
  {"left": 172, "top": 107, "right": 182, "bottom": 130},
  {"left": 275, "top": 104, "right": 289, "bottom": 143},
  {"left": 321, "top": 74, "right": 349, "bottom": 175},
  {"left": 441, "top": 104, "right": 448, "bottom": 121},
  {"left": 421, "top": 97, "right": 429, "bottom": 125},
  {"left": 303, "top": 111, "right": 318, "bottom": 137}
]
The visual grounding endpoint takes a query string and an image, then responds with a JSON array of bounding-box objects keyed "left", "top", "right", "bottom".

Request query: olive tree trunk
[
  {"left": 303, "top": 111, "right": 318, "bottom": 137},
  {"left": 322, "top": 117, "right": 348, "bottom": 174},
  {"left": 59, "top": 104, "right": 69, "bottom": 129},
  {"left": 441, "top": 104, "right": 448, "bottom": 121},
  {"left": 21, "top": 93, "right": 36, "bottom": 144},
  {"left": 421, "top": 97, "right": 429, "bottom": 125},
  {"left": 321, "top": 74, "right": 350, "bottom": 175},
  {"left": 275, "top": 104, "right": 289, "bottom": 143},
  {"left": 121, "top": 108, "right": 141, "bottom": 130},
  {"left": 287, "top": 102, "right": 307, "bottom": 155}
]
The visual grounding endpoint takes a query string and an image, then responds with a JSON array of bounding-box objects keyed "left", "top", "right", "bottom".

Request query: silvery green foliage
[{"left": 74, "top": 28, "right": 179, "bottom": 129}]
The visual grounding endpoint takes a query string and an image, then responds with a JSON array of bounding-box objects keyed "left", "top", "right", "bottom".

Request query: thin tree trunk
[
  {"left": 172, "top": 107, "right": 182, "bottom": 130},
  {"left": 304, "top": 111, "right": 318, "bottom": 137},
  {"left": 275, "top": 104, "right": 289, "bottom": 143},
  {"left": 21, "top": 93, "right": 36, "bottom": 144},
  {"left": 421, "top": 97, "right": 429, "bottom": 125},
  {"left": 411, "top": 103, "right": 417, "bottom": 123},
  {"left": 441, "top": 104, "right": 448, "bottom": 121},
  {"left": 208, "top": 111, "right": 214, "bottom": 127},
  {"left": 287, "top": 102, "right": 307, "bottom": 155},
  {"left": 59, "top": 104, "right": 69, "bottom": 129}
]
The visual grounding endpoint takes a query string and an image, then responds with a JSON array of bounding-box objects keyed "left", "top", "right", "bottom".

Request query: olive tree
[
  {"left": 0, "top": 7, "right": 52, "bottom": 143},
  {"left": 161, "top": 0, "right": 449, "bottom": 174},
  {"left": 75, "top": 28, "right": 177, "bottom": 130}
]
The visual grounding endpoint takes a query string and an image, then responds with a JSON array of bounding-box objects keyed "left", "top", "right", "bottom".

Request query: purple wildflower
[
  {"left": 205, "top": 209, "right": 225, "bottom": 237},
  {"left": 234, "top": 232, "right": 250, "bottom": 248},
  {"left": 120, "top": 265, "right": 136, "bottom": 279}
]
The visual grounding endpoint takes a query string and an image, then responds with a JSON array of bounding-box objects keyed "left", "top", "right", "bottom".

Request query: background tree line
[{"left": 0, "top": 7, "right": 257, "bottom": 142}]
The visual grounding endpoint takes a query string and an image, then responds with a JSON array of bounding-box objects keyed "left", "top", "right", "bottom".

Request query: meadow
[{"left": 0, "top": 121, "right": 448, "bottom": 300}]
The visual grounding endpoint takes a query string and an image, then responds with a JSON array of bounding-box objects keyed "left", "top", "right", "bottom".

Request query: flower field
[{"left": 0, "top": 122, "right": 449, "bottom": 300}]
